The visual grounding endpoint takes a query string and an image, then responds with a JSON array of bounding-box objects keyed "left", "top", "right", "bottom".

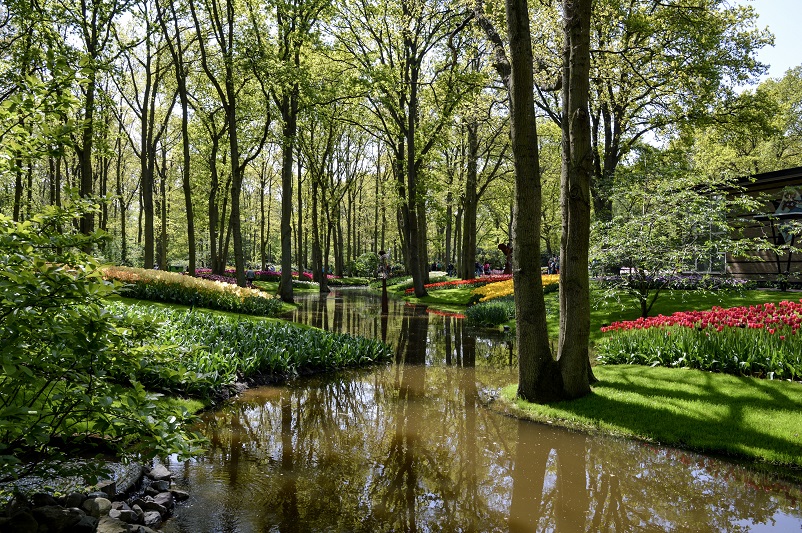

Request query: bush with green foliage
[
  {"left": 103, "top": 266, "right": 285, "bottom": 316},
  {"left": 465, "top": 297, "right": 515, "bottom": 327},
  {"left": 351, "top": 252, "right": 379, "bottom": 278},
  {"left": 0, "top": 203, "right": 202, "bottom": 485},
  {"left": 108, "top": 302, "right": 395, "bottom": 398}
]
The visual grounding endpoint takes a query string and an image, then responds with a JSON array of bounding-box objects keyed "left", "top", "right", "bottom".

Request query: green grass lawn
[
  {"left": 500, "top": 365, "right": 802, "bottom": 477},
  {"left": 403, "top": 287, "right": 475, "bottom": 312}
]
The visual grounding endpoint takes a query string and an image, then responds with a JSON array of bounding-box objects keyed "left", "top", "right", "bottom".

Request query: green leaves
[
  {"left": 0, "top": 204, "right": 204, "bottom": 485},
  {"left": 107, "top": 301, "right": 394, "bottom": 399}
]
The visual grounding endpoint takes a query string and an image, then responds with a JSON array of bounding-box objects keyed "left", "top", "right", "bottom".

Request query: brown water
[{"left": 163, "top": 289, "right": 802, "bottom": 532}]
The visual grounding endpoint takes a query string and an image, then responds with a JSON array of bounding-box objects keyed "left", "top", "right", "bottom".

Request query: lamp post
[{"left": 378, "top": 250, "right": 389, "bottom": 314}]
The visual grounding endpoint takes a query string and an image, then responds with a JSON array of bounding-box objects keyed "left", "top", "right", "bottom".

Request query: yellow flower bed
[
  {"left": 472, "top": 274, "right": 560, "bottom": 302},
  {"left": 102, "top": 266, "right": 271, "bottom": 301}
]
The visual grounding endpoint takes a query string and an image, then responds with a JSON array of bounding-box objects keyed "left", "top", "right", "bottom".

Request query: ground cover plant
[
  {"left": 108, "top": 301, "right": 395, "bottom": 399},
  {"left": 103, "top": 266, "right": 287, "bottom": 316},
  {"left": 500, "top": 365, "right": 802, "bottom": 473},
  {"left": 0, "top": 204, "right": 202, "bottom": 485},
  {"left": 597, "top": 301, "right": 802, "bottom": 381},
  {"left": 465, "top": 296, "right": 515, "bottom": 327}
]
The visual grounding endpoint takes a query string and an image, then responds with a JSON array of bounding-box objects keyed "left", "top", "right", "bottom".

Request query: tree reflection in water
[{"left": 162, "top": 290, "right": 802, "bottom": 533}]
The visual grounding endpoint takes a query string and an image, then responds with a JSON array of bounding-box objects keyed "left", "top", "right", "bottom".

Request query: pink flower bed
[{"left": 195, "top": 268, "right": 320, "bottom": 282}]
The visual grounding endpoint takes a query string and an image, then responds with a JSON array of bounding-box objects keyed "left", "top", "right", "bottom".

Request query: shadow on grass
[{"left": 507, "top": 365, "right": 802, "bottom": 471}]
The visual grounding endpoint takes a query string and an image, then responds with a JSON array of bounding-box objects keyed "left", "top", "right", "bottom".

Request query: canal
[{"left": 163, "top": 289, "right": 802, "bottom": 532}]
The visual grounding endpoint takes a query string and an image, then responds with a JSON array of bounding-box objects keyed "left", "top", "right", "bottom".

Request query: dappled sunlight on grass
[{"left": 501, "top": 365, "right": 802, "bottom": 469}]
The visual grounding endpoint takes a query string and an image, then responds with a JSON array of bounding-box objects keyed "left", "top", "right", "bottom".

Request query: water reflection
[{"left": 163, "top": 290, "right": 802, "bottom": 532}]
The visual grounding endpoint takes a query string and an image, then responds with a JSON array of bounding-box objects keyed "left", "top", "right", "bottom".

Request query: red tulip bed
[
  {"left": 597, "top": 301, "right": 802, "bottom": 381},
  {"left": 404, "top": 275, "right": 512, "bottom": 294}
]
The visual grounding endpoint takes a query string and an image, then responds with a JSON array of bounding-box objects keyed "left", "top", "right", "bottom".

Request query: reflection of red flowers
[
  {"left": 404, "top": 275, "right": 512, "bottom": 294},
  {"left": 601, "top": 300, "right": 802, "bottom": 336},
  {"left": 427, "top": 308, "right": 467, "bottom": 319}
]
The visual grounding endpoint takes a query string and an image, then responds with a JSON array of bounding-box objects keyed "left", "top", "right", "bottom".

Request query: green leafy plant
[
  {"left": 108, "top": 302, "right": 395, "bottom": 398},
  {"left": 0, "top": 203, "right": 203, "bottom": 485},
  {"left": 465, "top": 297, "right": 515, "bottom": 327}
]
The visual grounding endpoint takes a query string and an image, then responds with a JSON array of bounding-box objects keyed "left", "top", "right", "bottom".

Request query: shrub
[
  {"left": 352, "top": 252, "right": 379, "bottom": 278},
  {"left": 597, "top": 301, "right": 802, "bottom": 381},
  {"left": 103, "top": 266, "right": 285, "bottom": 316},
  {"left": 466, "top": 297, "right": 515, "bottom": 327},
  {"left": 0, "top": 204, "right": 202, "bottom": 485}
]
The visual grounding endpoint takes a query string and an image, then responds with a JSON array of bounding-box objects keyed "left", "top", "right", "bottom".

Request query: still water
[{"left": 164, "top": 289, "right": 802, "bottom": 532}]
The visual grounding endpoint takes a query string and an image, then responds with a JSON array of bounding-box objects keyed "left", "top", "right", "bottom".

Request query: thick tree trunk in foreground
[
  {"left": 505, "top": 0, "right": 562, "bottom": 403},
  {"left": 558, "top": 0, "right": 595, "bottom": 398}
]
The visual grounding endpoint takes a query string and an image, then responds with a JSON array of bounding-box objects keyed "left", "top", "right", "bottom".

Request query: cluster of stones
[{"left": 0, "top": 464, "right": 188, "bottom": 533}]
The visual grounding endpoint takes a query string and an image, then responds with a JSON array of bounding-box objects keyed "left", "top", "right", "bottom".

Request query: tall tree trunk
[
  {"left": 279, "top": 94, "right": 296, "bottom": 302},
  {"left": 159, "top": 0, "right": 196, "bottom": 276},
  {"left": 78, "top": 70, "right": 96, "bottom": 249},
  {"left": 461, "top": 121, "right": 479, "bottom": 279},
  {"left": 226, "top": 78, "right": 246, "bottom": 287},
  {"left": 260, "top": 161, "right": 268, "bottom": 270},
  {"left": 115, "top": 133, "right": 127, "bottom": 265},
  {"left": 506, "top": 0, "right": 562, "bottom": 403},
  {"left": 296, "top": 151, "right": 304, "bottom": 277},
  {"left": 374, "top": 151, "right": 380, "bottom": 253},
  {"left": 405, "top": 65, "right": 427, "bottom": 297},
  {"left": 208, "top": 137, "right": 221, "bottom": 274},
  {"left": 455, "top": 206, "right": 462, "bottom": 269},
  {"left": 417, "top": 200, "right": 429, "bottom": 283},
  {"left": 179, "top": 88, "right": 196, "bottom": 275},
  {"left": 158, "top": 147, "right": 168, "bottom": 269},
  {"left": 557, "top": 0, "right": 595, "bottom": 398},
  {"left": 347, "top": 191, "right": 353, "bottom": 271},
  {"left": 12, "top": 151, "right": 22, "bottom": 222},
  {"left": 445, "top": 190, "right": 453, "bottom": 270}
]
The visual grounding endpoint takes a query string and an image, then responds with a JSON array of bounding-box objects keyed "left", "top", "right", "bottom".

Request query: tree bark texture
[
  {"left": 460, "top": 120, "right": 479, "bottom": 280},
  {"left": 505, "top": 0, "right": 562, "bottom": 403},
  {"left": 558, "top": 0, "right": 595, "bottom": 398}
]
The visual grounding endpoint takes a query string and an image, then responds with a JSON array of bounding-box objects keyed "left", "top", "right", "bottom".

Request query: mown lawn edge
[{"left": 495, "top": 365, "right": 802, "bottom": 482}]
